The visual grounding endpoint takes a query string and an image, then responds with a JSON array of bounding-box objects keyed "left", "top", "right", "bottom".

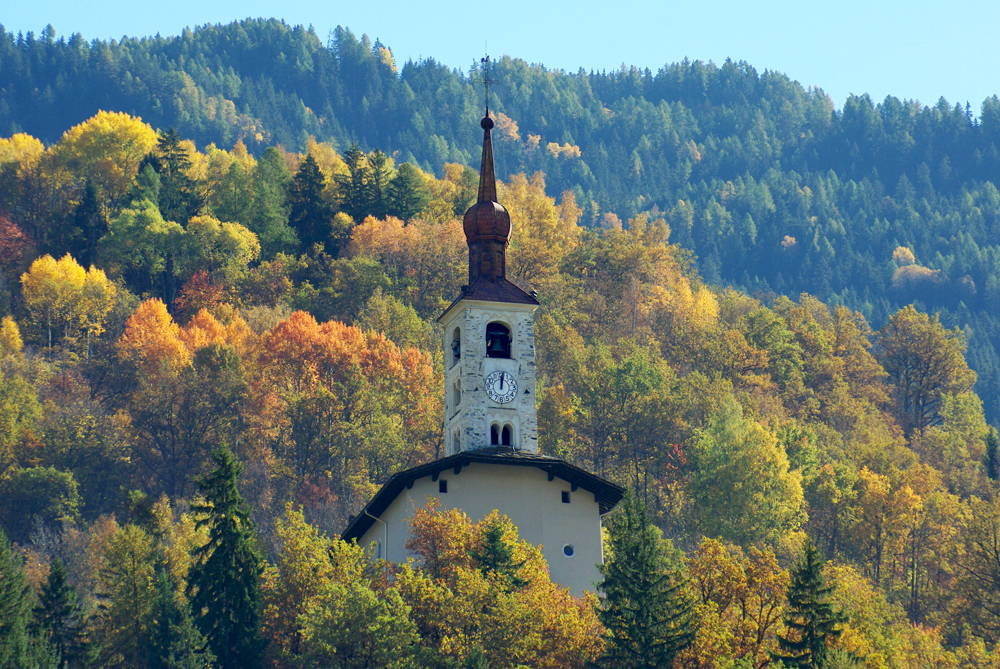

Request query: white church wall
[{"left": 358, "top": 462, "right": 604, "bottom": 596}]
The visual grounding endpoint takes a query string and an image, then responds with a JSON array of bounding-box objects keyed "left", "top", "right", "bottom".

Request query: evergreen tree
[
  {"left": 0, "top": 528, "right": 32, "bottom": 668},
  {"left": 986, "top": 428, "right": 1000, "bottom": 481},
  {"left": 141, "top": 128, "right": 202, "bottom": 225},
  {"left": 147, "top": 572, "right": 213, "bottom": 669},
  {"left": 286, "top": 155, "right": 332, "bottom": 251},
  {"left": 467, "top": 517, "right": 528, "bottom": 591},
  {"left": 248, "top": 148, "right": 297, "bottom": 258},
  {"left": 387, "top": 163, "right": 430, "bottom": 221},
  {"left": 187, "top": 447, "right": 265, "bottom": 669},
  {"left": 72, "top": 180, "right": 105, "bottom": 267},
  {"left": 33, "top": 558, "right": 88, "bottom": 669},
  {"left": 773, "top": 539, "right": 845, "bottom": 669},
  {"left": 336, "top": 144, "right": 372, "bottom": 222},
  {"left": 366, "top": 149, "right": 392, "bottom": 219},
  {"left": 592, "top": 491, "right": 694, "bottom": 669}
]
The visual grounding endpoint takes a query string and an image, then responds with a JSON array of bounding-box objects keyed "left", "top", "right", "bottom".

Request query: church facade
[{"left": 342, "top": 112, "right": 623, "bottom": 596}]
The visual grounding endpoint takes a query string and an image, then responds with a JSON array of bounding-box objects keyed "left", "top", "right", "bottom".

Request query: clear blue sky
[{"left": 5, "top": 0, "right": 998, "bottom": 112}]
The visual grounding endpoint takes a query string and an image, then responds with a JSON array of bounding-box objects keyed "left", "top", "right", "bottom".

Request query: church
[{"left": 342, "top": 110, "right": 623, "bottom": 596}]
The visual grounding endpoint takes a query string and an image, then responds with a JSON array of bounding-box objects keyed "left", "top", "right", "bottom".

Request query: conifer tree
[
  {"left": 986, "top": 428, "right": 1000, "bottom": 481},
  {"left": 248, "top": 148, "right": 296, "bottom": 258},
  {"left": 387, "top": 163, "right": 430, "bottom": 221},
  {"left": 0, "top": 528, "right": 32, "bottom": 668},
  {"left": 33, "top": 557, "right": 88, "bottom": 669},
  {"left": 337, "top": 144, "right": 372, "bottom": 221},
  {"left": 187, "top": 447, "right": 265, "bottom": 669},
  {"left": 142, "top": 128, "right": 202, "bottom": 225},
  {"left": 147, "top": 572, "right": 214, "bottom": 669},
  {"left": 287, "top": 154, "right": 331, "bottom": 251},
  {"left": 467, "top": 517, "right": 528, "bottom": 591},
  {"left": 592, "top": 491, "right": 694, "bottom": 669},
  {"left": 773, "top": 539, "right": 844, "bottom": 669}
]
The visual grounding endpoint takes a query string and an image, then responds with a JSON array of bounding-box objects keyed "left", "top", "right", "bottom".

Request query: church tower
[
  {"left": 439, "top": 112, "right": 540, "bottom": 456},
  {"left": 343, "top": 105, "right": 622, "bottom": 596}
]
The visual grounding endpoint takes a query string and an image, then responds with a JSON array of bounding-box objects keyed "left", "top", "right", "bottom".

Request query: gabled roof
[
  {"left": 438, "top": 276, "right": 539, "bottom": 322},
  {"left": 341, "top": 448, "right": 624, "bottom": 542}
]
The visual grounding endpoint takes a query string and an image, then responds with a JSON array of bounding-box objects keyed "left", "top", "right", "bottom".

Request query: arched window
[
  {"left": 485, "top": 322, "right": 511, "bottom": 359},
  {"left": 452, "top": 379, "right": 461, "bottom": 408},
  {"left": 501, "top": 425, "right": 513, "bottom": 447},
  {"left": 490, "top": 424, "right": 500, "bottom": 446},
  {"left": 450, "top": 328, "right": 461, "bottom": 367}
]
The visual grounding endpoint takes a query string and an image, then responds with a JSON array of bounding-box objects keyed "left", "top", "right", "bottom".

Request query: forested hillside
[
  {"left": 3, "top": 17, "right": 1000, "bottom": 668},
  {"left": 3, "top": 18, "right": 1000, "bottom": 423}
]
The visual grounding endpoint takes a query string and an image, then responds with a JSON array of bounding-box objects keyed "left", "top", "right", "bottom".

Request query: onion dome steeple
[{"left": 463, "top": 113, "right": 512, "bottom": 282}]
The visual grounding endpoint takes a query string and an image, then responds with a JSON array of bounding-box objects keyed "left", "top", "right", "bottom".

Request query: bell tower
[{"left": 439, "top": 109, "right": 540, "bottom": 456}]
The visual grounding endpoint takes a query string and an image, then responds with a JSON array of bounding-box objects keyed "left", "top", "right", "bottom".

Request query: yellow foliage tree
[
  {"left": 52, "top": 110, "right": 158, "bottom": 216},
  {"left": 20, "top": 253, "right": 117, "bottom": 353},
  {"left": 0, "top": 316, "right": 23, "bottom": 355},
  {"left": 499, "top": 172, "right": 582, "bottom": 287}
]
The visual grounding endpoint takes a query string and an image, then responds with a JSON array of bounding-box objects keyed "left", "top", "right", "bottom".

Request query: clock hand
[{"left": 499, "top": 375, "right": 504, "bottom": 390}]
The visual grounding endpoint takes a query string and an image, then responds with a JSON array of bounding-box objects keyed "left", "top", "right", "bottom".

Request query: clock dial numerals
[{"left": 485, "top": 371, "right": 517, "bottom": 404}]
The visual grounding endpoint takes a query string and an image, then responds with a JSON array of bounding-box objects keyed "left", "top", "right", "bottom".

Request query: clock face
[{"left": 485, "top": 371, "right": 518, "bottom": 404}]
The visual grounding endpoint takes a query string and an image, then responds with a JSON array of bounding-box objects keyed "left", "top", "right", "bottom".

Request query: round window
[{"left": 563, "top": 544, "right": 575, "bottom": 557}]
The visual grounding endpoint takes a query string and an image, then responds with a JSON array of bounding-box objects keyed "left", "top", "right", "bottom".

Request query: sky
[{"left": 4, "top": 0, "right": 999, "bottom": 112}]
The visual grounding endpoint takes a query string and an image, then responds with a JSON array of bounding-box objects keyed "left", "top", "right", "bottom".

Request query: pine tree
[
  {"left": 187, "top": 447, "right": 265, "bottom": 669},
  {"left": 592, "top": 491, "right": 694, "bottom": 669},
  {"left": 773, "top": 539, "right": 845, "bottom": 669},
  {"left": 286, "top": 155, "right": 332, "bottom": 251},
  {"left": 33, "top": 557, "right": 88, "bottom": 669}
]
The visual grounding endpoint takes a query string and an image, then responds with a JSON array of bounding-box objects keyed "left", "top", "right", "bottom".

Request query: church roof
[
  {"left": 341, "top": 448, "right": 625, "bottom": 542},
  {"left": 438, "top": 275, "right": 539, "bottom": 321}
]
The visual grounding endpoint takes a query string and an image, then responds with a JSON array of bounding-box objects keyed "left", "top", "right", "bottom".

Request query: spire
[
  {"left": 477, "top": 115, "right": 498, "bottom": 203},
  {"left": 462, "top": 111, "right": 511, "bottom": 283}
]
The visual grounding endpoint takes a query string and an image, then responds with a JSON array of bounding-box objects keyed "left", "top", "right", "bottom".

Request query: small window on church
[
  {"left": 490, "top": 424, "right": 499, "bottom": 446},
  {"left": 485, "top": 322, "right": 511, "bottom": 359},
  {"left": 562, "top": 491, "right": 571, "bottom": 504},
  {"left": 453, "top": 379, "right": 461, "bottom": 408},
  {"left": 501, "top": 425, "right": 512, "bottom": 447},
  {"left": 450, "top": 328, "right": 461, "bottom": 367},
  {"left": 563, "top": 544, "right": 575, "bottom": 558},
  {"left": 439, "top": 479, "right": 448, "bottom": 493}
]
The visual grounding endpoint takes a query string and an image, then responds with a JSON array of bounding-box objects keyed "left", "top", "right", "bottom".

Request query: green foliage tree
[
  {"left": 298, "top": 582, "right": 419, "bottom": 669},
  {"left": 688, "top": 395, "right": 805, "bottom": 544},
  {"left": 187, "top": 447, "right": 265, "bottom": 669},
  {"left": 877, "top": 305, "right": 976, "bottom": 433},
  {"left": 593, "top": 491, "right": 694, "bottom": 669},
  {"left": 0, "top": 467, "right": 80, "bottom": 544},
  {"left": 95, "top": 524, "right": 158, "bottom": 669},
  {"left": 773, "top": 539, "right": 844, "bottom": 668}
]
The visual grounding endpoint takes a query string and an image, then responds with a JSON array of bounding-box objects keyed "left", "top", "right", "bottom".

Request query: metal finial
[{"left": 480, "top": 53, "right": 494, "bottom": 116}]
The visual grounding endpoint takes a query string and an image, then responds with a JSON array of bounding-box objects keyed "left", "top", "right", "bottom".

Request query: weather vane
[{"left": 480, "top": 52, "right": 496, "bottom": 115}]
